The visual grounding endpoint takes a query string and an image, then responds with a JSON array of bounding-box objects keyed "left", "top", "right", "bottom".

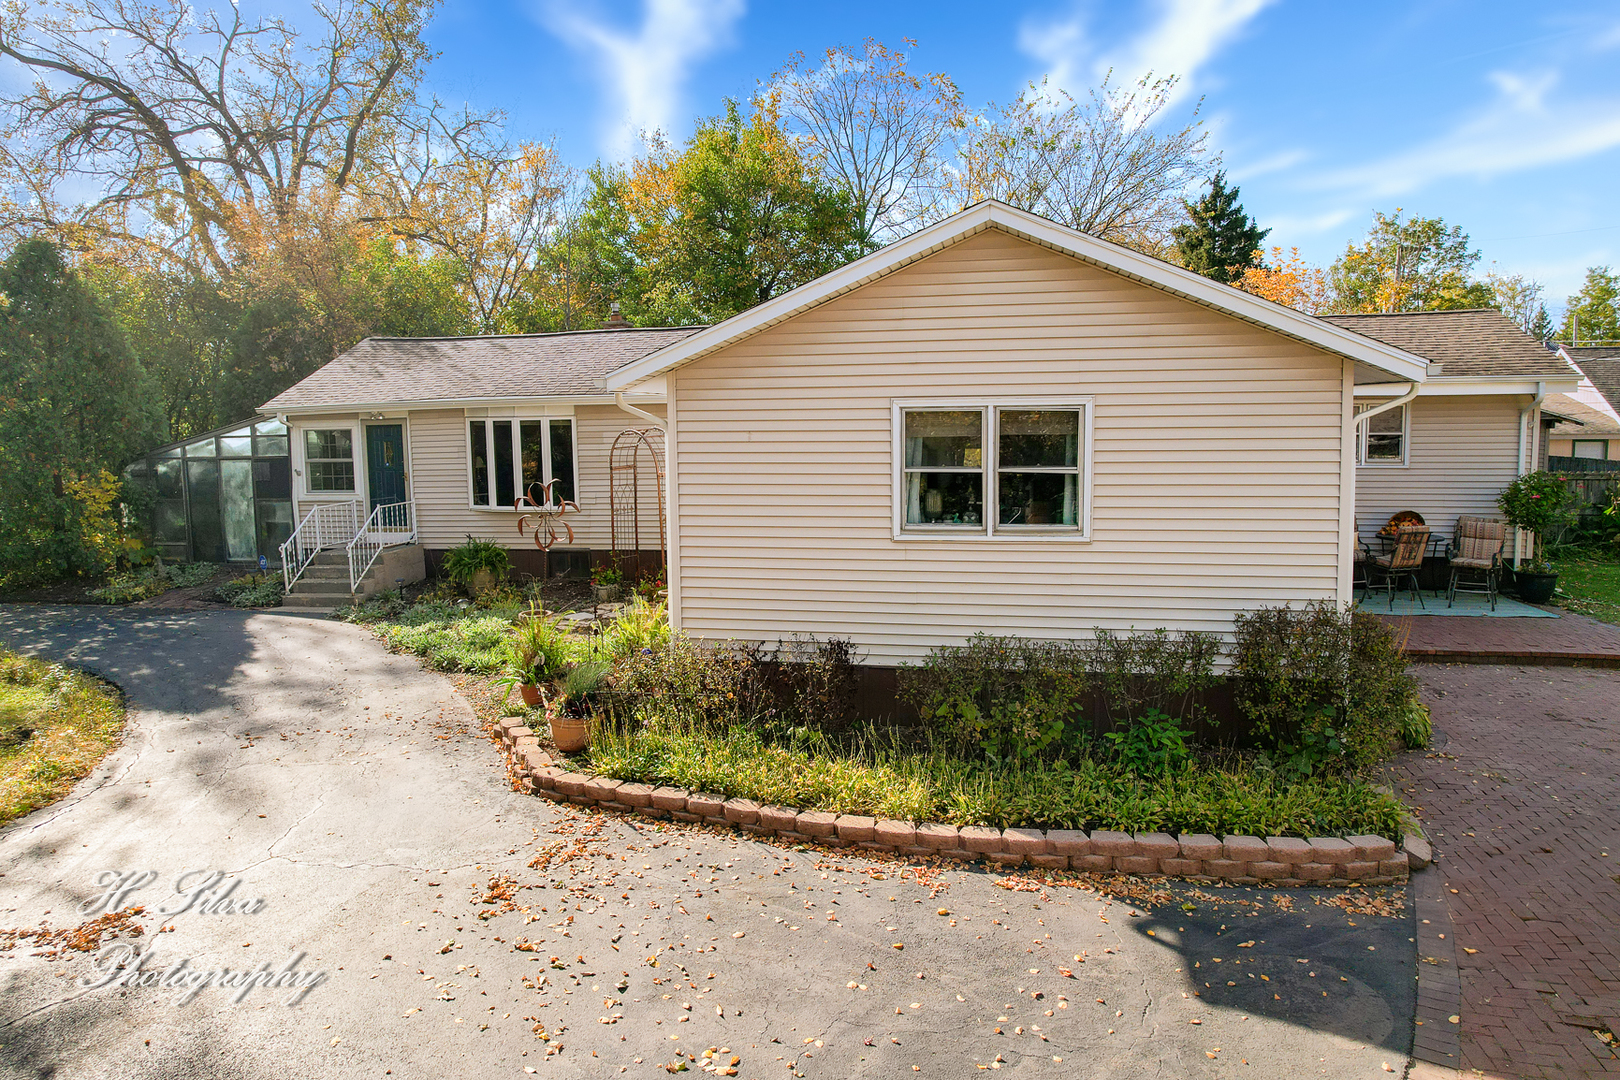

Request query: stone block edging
[{"left": 493, "top": 719, "right": 1417, "bottom": 885}]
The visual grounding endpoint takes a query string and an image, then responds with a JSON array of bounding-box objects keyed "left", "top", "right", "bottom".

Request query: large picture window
[
  {"left": 304, "top": 429, "right": 355, "bottom": 492},
  {"left": 895, "top": 400, "right": 1091, "bottom": 539},
  {"left": 468, "top": 416, "right": 576, "bottom": 508}
]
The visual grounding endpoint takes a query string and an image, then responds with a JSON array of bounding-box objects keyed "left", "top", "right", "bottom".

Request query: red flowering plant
[{"left": 1497, "top": 471, "right": 1574, "bottom": 573}]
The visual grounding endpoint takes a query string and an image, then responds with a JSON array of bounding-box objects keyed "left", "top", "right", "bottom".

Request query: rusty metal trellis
[{"left": 608, "top": 427, "right": 666, "bottom": 577}]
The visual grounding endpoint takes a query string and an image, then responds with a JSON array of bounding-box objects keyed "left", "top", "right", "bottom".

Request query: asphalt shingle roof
[
  {"left": 259, "top": 326, "right": 703, "bottom": 412},
  {"left": 1568, "top": 352, "right": 1620, "bottom": 417},
  {"left": 1546, "top": 393, "right": 1620, "bottom": 436},
  {"left": 1319, "top": 309, "right": 1575, "bottom": 378}
]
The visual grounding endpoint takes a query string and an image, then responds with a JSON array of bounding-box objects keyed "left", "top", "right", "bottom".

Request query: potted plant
[
  {"left": 441, "top": 536, "right": 511, "bottom": 596},
  {"left": 498, "top": 605, "right": 570, "bottom": 706},
  {"left": 591, "top": 564, "right": 624, "bottom": 604},
  {"left": 1497, "top": 471, "right": 1575, "bottom": 604},
  {"left": 548, "top": 660, "right": 608, "bottom": 752}
]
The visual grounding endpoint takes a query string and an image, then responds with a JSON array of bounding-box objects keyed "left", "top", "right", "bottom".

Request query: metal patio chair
[
  {"left": 1366, "top": 524, "right": 1430, "bottom": 610},
  {"left": 1447, "top": 515, "right": 1507, "bottom": 611}
]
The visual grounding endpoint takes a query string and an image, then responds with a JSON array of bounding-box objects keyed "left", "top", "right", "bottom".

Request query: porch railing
[
  {"left": 279, "top": 500, "right": 362, "bottom": 591},
  {"left": 347, "top": 500, "right": 416, "bottom": 592}
]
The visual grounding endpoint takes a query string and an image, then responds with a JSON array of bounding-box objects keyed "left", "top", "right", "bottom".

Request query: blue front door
[{"left": 365, "top": 424, "right": 407, "bottom": 511}]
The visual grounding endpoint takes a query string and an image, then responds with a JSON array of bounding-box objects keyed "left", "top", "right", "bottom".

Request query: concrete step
[{"left": 290, "top": 580, "right": 355, "bottom": 597}]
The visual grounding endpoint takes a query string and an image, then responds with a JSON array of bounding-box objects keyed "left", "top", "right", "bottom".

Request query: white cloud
[
  {"left": 542, "top": 0, "right": 746, "bottom": 158},
  {"left": 1021, "top": 0, "right": 1276, "bottom": 106},
  {"left": 1228, "top": 148, "right": 1309, "bottom": 182},
  {"left": 1313, "top": 68, "right": 1620, "bottom": 199},
  {"left": 1261, "top": 207, "right": 1356, "bottom": 238}
]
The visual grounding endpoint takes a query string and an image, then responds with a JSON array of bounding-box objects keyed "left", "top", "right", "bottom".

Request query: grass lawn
[
  {"left": 1554, "top": 553, "right": 1620, "bottom": 626},
  {"left": 0, "top": 651, "right": 126, "bottom": 826}
]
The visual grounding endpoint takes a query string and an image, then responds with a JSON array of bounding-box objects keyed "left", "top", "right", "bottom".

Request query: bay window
[
  {"left": 469, "top": 417, "right": 576, "bottom": 508},
  {"left": 895, "top": 399, "right": 1090, "bottom": 539}
]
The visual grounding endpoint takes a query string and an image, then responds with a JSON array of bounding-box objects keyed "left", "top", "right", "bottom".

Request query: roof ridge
[
  {"left": 361, "top": 325, "right": 706, "bottom": 344},
  {"left": 1322, "top": 308, "right": 1502, "bottom": 317}
]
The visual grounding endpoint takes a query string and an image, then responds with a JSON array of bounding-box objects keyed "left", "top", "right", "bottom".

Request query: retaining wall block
[
  {"left": 1379, "top": 858, "right": 1411, "bottom": 879},
  {"left": 581, "top": 776, "right": 622, "bottom": 802},
  {"left": 1160, "top": 857, "right": 1203, "bottom": 876},
  {"left": 873, "top": 820, "right": 916, "bottom": 848},
  {"left": 1402, "top": 834, "right": 1433, "bottom": 870},
  {"left": 650, "top": 787, "right": 690, "bottom": 812},
  {"left": 1046, "top": 830, "right": 1091, "bottom": 857},
  {"left": 1222, "top": 835, "right": 1269, "bottom": 863},
  {"left": 685, "top": 793, "right": 726, "bottom": 818},
  {"left": 1297, "top": 863, "right": 1333, "bottom": 881},
  {"left": 1089, "top": 830, "right": 1135, "bottom": 857},
  {"left": 552, "top": 772, "right": 589, "bottom": 797},
  {"left": 723, "top": 799, "right": 762, "bottom": 825},
  {"left": 958, "top": 826, "right": 1005, "bottom": 854},
  {"left": 512, "top": 737, "right": 540, "bottom": 753},
  {"left": 987, "top": 852, "right": 1025, "bottom": 867},
  {"left": 1027, "top": 854, "right": 1070, "bottom": 870},
  {"left": 1249, "top": 861, "right": 1289, "bottom": 879},
  {"left": 1308, "top": 837, "right": 1356, "bottom": 864},
  {"left": 758, "top": 805, "right": 798, "bottom": 833},
  {"left": 915, "top": 823, "right": 961, "bottom": 850},
  {"left": 797, "top": 811, "right": 839, "bottom": 839},
  {"left": 835, "top": 816, "right": 877, "bottom": 843},
  {"left": 1135, "top": 833, "right": 1180, "bottom": 861},
  {"left": 1347, "top": 835, "right": 1398, "bottom": 862},
  {"left": 1073, "top": 854, "right": 1114, "bottom": 872},
  {"left": 1343, "top": 860, "right": 1378, "bottom": 879},
  {"left": 1266, "top": 837, "right": 1313, "bottom": 864},
  {"left": 533, "top": 767, "right": 561, "bottom": 790},
  {"left": 1177, "top": 834, "right": 1222, "bottom": 861},
  {"left": 615, "top": 782, "right": 654, "bottom": 809},
  {"left": 505, "top": 726, "right": 534, "bottom": 743},
  {"left": 1116, "top": 856, "right": 1159, "bottom": 875},
  {"left": 1204, "top": 859, "right": 1243, "bottom": 878},
  {"left": 1002, "top": 829, "right": 1049, "bottom": 856}
]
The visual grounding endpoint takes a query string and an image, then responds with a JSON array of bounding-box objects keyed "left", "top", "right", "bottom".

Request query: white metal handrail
[
  {"left": 279, "top": 500, "right": 362, "bottom": 591},
  {"left": 347, "top": 499, "right": 416, "bottom": 592}
]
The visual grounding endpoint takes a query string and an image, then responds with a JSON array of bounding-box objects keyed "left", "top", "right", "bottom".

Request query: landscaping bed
[{"left": 0, "top": 649, "right": 126, "bottom": 826}]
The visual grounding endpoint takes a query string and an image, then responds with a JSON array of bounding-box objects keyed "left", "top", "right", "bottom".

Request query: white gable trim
[{"left": 604, "top": 201, "right": 1432, "bottom": 391}]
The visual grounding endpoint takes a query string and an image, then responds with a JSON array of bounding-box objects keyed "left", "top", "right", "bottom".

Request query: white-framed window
[
  {"left": 1356, "top": 403, "right": 1408, "bottom": 467},
  {"left": 468, "top": 416, "right": 577, "bottom": 509},
  {"left": 892, "top": 398, "right": 1092, "bottom": 540},
  {"left": 1572, "top": 439, "right": 1609, "bottom": 461},
  {"left": 303, "top": 428, "right": 356, "bottom": 492}
]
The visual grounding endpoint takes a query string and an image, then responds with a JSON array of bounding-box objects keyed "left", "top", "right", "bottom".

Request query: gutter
[{"left": 615, "top": 393, "right": 666, "bottom": 429}]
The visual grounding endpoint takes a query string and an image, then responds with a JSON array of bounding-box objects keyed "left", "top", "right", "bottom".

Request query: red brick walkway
[
  {"left": 1395, "top": 665, "right": 1620, "bottom": 1078},
  {"left": 1379, "top": 610, "right": 1620, "bottom": 666}
]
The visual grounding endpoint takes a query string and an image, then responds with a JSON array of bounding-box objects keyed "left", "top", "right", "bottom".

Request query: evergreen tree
[
  {"left": 1528, "top": 303, "right": 1553, "bottom": 342},
  {"left": 0, "top": 239, "right": 165, "bottom": 583},
  {"left": 1172, "top": 172, "right": 1269, "bottom": 283}
]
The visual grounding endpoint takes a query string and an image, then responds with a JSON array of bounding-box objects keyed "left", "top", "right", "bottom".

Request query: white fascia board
[
  {"left": 1354, "top": 377, "right": 1581, "bottom": 398},
  {"left": 603, "top": 200, "right": 1432, "bottom": 390},
  {"left": 273, "top": 393, "right": 665, "bottom": 416}
]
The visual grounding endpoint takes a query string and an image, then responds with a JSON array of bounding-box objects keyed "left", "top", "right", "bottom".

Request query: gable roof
[
  {"left": 260, "top": 326, "right": 702, "bottom": 413},
  {"left": 1566, "top": 353, "right": 1620, "bottom": 416},
  {"left": 1547, "top": 393, "right": 1620, "bottom": 436},
  {"left": 604, "top": 200, "right": 1432, "bottom": 391},
  {"left": 1318, "top": 309, "right": 1575, "bottom": 378}
]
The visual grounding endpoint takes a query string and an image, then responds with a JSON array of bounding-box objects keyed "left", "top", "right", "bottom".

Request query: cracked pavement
[{"left": 0, "top": 605, "right": 1416, "bottom": 1077}]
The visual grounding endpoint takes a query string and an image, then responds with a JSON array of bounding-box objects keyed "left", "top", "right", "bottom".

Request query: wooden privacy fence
[{"left": 1546, "top": 462, "right": 1619, "bottom": 544}]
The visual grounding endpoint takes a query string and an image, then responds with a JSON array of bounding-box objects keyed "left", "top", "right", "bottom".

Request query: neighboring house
[
  {"left": 249, "top": 201, "right": 1578, "bottom": 643},
  {"left": 1313, "top": 310, "right": 1580, "bottom": 547},
  {"left": 1550, "top": 346, "right": 1620, "bottom": 461}
]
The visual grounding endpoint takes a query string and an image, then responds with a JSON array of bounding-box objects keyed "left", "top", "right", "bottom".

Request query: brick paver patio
[
  {"left": 1380, "top": 609, "right": 1620, "bottom": 667},
  {"left": 1395, "top": 664, "right": 1620, "bottom": 1078}
]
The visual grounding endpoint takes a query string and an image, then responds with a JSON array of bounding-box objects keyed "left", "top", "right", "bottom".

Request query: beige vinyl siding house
[{"left": 607, "top": 204, "right": 1432, "bottom": 665}]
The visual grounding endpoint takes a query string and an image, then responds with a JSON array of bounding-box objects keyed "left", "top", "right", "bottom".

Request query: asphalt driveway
[{"left": 0, "top": 605, "right": 1415, "bottom": 1078}]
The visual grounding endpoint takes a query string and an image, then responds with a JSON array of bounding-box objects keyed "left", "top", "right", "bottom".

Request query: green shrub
[
  {"left": 215, "top": 572, "right": 283, "bottom": 608},
  {"left": 598, "top": 597, "right": 670, "bottom": 659},
  {"left": 774, "top": 634, "right": 862, "bottom": 735},
  {"left": 1102, "top": 709, "right": 1190, "bottom": 774},
  {"left": 604, "top": 632, "right": 771, "bottom": 730},
  {"left": 1231, "top": 603, "right": 1417, "bottom": 775},
  {"left": 440, "top": 536, "right": 511, "bottom": 587},
  {"left": 512, "top": 608, "right": 571, "bottom": 682},
  {"left": 1397, "top": 700, "right": 1432, "bottom": 749}
]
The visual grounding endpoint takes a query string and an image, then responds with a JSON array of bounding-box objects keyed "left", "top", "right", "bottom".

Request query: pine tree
[
  {"left": 1528, "top": 303, "right": 1553, "bottom": 342},
  {"left": 1172, "top": 172, "right": 1269, "bottom": 284}
]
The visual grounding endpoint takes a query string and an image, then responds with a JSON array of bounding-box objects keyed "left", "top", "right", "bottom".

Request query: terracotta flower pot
[
  {"left": 519, "top": 683, "right": 542, "bottom": 707},
  {"left": 548, "top": 711, "right": 593, "bottom": 753}
]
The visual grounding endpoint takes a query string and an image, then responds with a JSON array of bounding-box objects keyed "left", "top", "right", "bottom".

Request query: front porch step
[{"left": 284, "top": 542, "right": 422, "bottom": 605}]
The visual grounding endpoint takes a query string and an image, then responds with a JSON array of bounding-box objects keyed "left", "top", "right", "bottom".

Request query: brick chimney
[{"left": 603, "top": 301, "right": 630, "bottom": 329}]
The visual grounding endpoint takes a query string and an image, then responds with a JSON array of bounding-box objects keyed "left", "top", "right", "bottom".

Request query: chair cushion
[
  {"left": 1458, "top": 534, "right": 1504, "bottom": 562},
  {"left": 1451, "top": 557, "right": 1497, "bottom": 570}
]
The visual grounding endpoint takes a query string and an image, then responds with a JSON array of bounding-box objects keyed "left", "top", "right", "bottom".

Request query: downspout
[
  {"left": 614, "top": 392, "right": 666, "bottom": 429},
  {"left": 1355, "top": 382, "right": 1419, "bottom": 425},
  {"left": 1513, "top": 380, "right": 1548, "bottom": 567}
]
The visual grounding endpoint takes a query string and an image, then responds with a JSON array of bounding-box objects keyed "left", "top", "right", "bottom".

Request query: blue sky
[{"left": 436, "top": 1, "right": 1615, "bottom": 306}]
